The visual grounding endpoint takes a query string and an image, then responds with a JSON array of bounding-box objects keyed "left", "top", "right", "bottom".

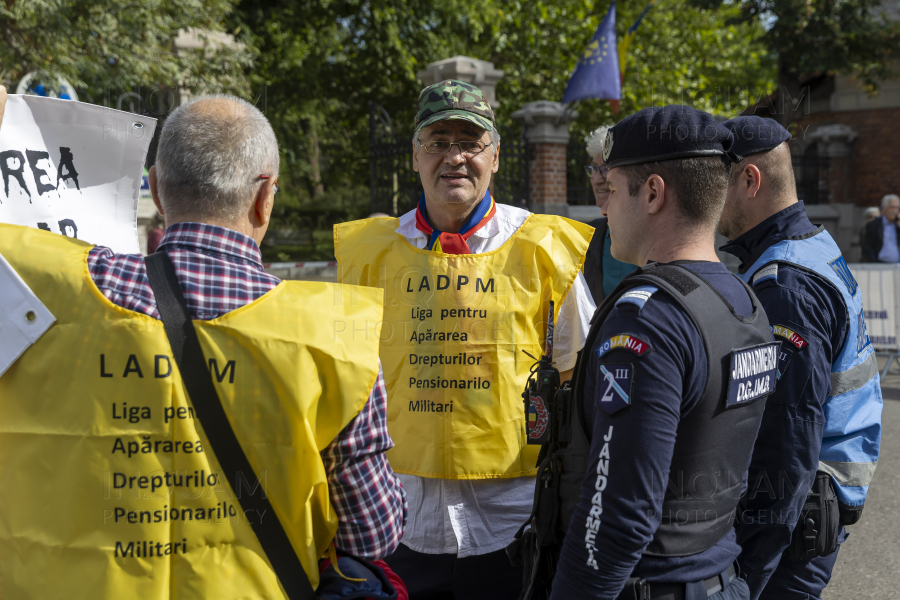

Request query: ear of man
[
  {"left": 645, "top": 174, "right": 667, "bottom": 216},
  {"left": 735, "top": 162, "right": 762, "bottom": 200},
  {"left": 253, "top": 178, "right": 275, "bottom": 228}
]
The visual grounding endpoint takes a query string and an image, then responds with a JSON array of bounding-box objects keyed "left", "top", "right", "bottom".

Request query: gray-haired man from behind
[
  {"left": 144, "top": 95, "right": 408, "bottom": 561},
  {"left": 0, "top": 90, "right": 407, "bottom": 596}
]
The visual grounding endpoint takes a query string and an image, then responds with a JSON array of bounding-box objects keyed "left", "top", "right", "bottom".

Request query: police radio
[{"left": 523, "top": 301, "right": 561, "bottom": 445}]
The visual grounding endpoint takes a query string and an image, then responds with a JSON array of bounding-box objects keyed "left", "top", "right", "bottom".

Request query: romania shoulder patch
[
  {"left": 595, "top": 334, "right": 652, "bottom": 360},
  {"left": 772, "top": 324, "right": 808, "bottom": 350}
]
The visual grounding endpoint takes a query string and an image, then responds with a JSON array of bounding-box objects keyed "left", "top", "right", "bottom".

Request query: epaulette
[
  {"left": 615, "top": 285, "right": 658, "bottom": 312},
  {"left": 752, "top": 263, "right": 778, "bottom": 286}
]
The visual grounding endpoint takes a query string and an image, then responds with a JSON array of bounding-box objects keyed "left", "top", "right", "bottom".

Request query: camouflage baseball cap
[{"left": 414, "top": 79, "right": 495, "bottom": 133}]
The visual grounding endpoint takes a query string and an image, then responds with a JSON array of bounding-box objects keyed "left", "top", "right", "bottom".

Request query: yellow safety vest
[
  {"left": 335, "top": 214, "right": 592, "bottom": 479},
  {"left": 0, "top": 224, "right": 383, "bottom": 599}
]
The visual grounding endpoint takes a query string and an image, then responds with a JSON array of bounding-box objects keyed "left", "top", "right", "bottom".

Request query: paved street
[{"left": 823, "top": 355, "right": 900, "bottom": 599}]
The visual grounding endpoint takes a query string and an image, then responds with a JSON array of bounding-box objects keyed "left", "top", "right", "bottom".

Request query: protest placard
[{"left": 0, "top": 95, "right": 157, "bottom": 254}]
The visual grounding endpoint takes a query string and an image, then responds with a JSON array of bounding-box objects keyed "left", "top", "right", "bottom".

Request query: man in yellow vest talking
[
  {"left": 335, "top": 80, "right": 595, "bottom": 599},
  {"left": 0, "top": 88, "right": 406, "bottom": 599}
]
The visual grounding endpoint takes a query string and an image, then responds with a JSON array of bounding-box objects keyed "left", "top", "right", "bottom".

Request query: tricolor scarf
[{"left": 414, "top": 191, "right": 496, "bottom": 255}]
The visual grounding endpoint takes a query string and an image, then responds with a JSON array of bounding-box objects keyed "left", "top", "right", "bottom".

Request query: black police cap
[
  {"left": 721, "top": 115, "right": 792, "bottom": 158},
  {"left": 603, "top": 105, "right": 737, "bottom": 168}
]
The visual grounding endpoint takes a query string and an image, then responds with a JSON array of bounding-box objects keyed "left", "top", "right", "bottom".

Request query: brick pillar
[{"left": 512, "top": 101, "right": 576, "bottom": 216}]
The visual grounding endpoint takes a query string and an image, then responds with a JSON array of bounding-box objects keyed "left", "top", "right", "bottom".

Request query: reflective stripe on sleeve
[
  {"left": 819, "top": 460, "right": 878, "bottom": 488},
  {"left": 830, "top": 352, "right": 878, "bottom": 397}
]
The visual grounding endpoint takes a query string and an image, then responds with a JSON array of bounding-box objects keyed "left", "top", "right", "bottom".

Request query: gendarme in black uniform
[{"left": 513, "top": 106, "right": 778, "bottom": 600}]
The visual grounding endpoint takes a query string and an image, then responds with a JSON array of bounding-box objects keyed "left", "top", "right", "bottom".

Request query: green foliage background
[{"left": 3, "top": 0, "right": 896, "bottom": 259}]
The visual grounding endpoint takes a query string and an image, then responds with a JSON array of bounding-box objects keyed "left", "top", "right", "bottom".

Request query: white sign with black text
[{"left": 0, "top": 95, "right": 156, "bottom": 254}]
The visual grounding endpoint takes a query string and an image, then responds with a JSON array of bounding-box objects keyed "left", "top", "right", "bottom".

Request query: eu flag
[{"left": 562, "top": 2, "right": 621, "bottom": 105}]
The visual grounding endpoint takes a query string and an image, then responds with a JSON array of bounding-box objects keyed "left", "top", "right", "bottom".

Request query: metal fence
[{"left": 368, "top": 102, "right": 530, "bottom": 215}]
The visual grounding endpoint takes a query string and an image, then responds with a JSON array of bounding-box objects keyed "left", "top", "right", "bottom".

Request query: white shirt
[{"left": 394, "top": 203, "right": 596, "bottom": 557}]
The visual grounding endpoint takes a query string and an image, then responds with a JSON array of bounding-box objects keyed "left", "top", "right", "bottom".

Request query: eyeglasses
[
  {"left": 585, "top": 165, "right": 610, "bottom": 177},
  {"left": 419, "top": 140, "right": 493, "bottom": 155},
  {"left": 258, "top": 175, "right": 280, "bottom": 195}
]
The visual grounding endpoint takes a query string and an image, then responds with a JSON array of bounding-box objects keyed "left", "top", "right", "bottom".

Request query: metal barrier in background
[
  {"left": 851, "top": 263, "right": 900, "bottom": 379},
  {"left": 368, "top": 102, "right": 530, "bottom": 215}
]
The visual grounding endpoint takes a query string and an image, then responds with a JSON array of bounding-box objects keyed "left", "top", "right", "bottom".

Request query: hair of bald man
[
  {"left": 156, "top": 94, "right": 279, "bottom": 223},
  {"left": 730, "top": 142, "right": 796, "bottom": 204}
]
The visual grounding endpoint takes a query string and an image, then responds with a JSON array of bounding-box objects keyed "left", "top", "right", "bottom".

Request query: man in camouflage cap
[{"left": 335, "top": 79, "right": 596, "bottom": 599}]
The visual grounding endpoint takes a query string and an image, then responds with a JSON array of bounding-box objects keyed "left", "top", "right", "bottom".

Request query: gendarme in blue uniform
[
  {"left": 518, "top": 105, "right": 771, "bottom": 600},
  {"left": 552, "top": 262, "right": 761, "bottom": 598},
  {"left": 721, "top": 201, "right": 883, "bottom": 599}
]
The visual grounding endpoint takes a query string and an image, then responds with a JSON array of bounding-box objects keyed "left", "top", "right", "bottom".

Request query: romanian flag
[{"left": 618, "top": 0, "right": 656, "bottom": 86}]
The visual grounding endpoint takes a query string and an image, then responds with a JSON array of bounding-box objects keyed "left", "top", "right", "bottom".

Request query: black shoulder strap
[{"left": 145, "top": 252, "right": 315, "bottom": 600}]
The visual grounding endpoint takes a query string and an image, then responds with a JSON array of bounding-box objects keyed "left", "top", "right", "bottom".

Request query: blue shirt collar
[{"left": 719, "top": 201, "right": 819, "bottom": 274}]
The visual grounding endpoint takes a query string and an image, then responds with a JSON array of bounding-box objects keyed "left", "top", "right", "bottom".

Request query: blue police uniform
[
  {"left": 718, "top": 114, "right": 882, "bottom": 600},
  {"left": 721, "top": 202, "right": 883, "bottom": 599},
  {"left": 551, "top": 262, "right": 755, "bottom": 600}
]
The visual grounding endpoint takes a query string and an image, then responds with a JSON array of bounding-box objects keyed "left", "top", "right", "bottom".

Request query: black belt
[{"left": 617, "top": 564, "right": 737, "bottom": 600}]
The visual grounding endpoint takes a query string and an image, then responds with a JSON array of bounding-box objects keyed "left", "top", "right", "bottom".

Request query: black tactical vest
[{"left": 558, "top": 263, "right": 775, "bottom": 556}]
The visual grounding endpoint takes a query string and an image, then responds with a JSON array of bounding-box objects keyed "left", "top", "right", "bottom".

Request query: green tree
[
  {"left": 235, "top": 0, "right": 775, "bottom": 212},
  {"left": 491, "top": 0, "right": 776, "bottom": 137},
  {"left": 0, "top": 0, "right": 251, "bottom": 101},
  {"left": 696, "top": 0, "right": 900, "bottom": 125}
]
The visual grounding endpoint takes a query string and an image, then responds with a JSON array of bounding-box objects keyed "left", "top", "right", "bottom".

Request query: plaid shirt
[{"left": 88, "top": 222, "right": 406, "bottom": 559}]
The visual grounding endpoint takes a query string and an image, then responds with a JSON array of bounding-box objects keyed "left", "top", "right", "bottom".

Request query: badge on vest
[
  {"left": 595, "top": 334, "right": 652, "bottom": 360},
  {"left": 526, "top": 392, "right": 551, "bottom": 444},
  {"left": 726, "top": 342, "right": 779, "bottom": 408},
  {"left": 597, "top": 363, "right": 634, "bottom": 415},
  {"left": 828, "top": 255, "right": 858, "bottom": 297},
  {"left": 857, "top": 309, "right": 872, "bottom": 354}
]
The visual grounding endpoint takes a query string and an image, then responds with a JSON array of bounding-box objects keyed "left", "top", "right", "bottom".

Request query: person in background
[
  {"left": 581, "top": 125, "right": 637, "bottom": 304},
  {"left": 863, "top": 194, "right": 900, "bottom": 263},
  {"left": 145, "top": 212, "right": 165, "bottom": 254},
  {"left": 859, "top": 207, "right": 880, "bottom": 250},
  {"left": 864, "top": 207, "right": 880, "bottom": 223}
]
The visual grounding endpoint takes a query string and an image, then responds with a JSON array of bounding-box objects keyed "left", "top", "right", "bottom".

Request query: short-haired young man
[
  {"left": 719, "top": 115, "right": 882, "bottom": 600},
  {"left": 524, "top": 105, "right": 776, "bottom": 600}
]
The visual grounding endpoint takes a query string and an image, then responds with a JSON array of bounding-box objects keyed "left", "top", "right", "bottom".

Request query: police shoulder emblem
[
  {"left": 602, "top": 128, "right": 614, "bottom": 162},
  {"left": 597, "top": 363, "right": 634, "bottom": 415},
  {"left": 595, "top": 334, "right": 652, "bottom": 360},
  {"left": 771, "top": 324, "right": 808, "bottom": 350}
]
